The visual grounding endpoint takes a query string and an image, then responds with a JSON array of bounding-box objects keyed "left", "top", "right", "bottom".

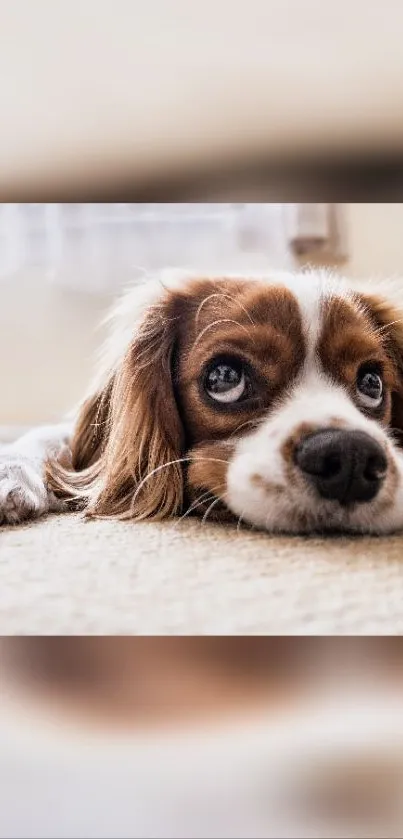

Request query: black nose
[{"left": 295, "top": 429, "right": 387, "bottom": 505}]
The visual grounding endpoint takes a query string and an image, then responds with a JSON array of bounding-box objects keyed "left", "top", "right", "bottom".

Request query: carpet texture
[{"left": 1, "top": 514, "right": 403, "bottom": 634}]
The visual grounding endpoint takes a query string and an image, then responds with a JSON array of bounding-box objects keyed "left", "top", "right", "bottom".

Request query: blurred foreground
[
  {"left": 1, "top": 638, "right": 403, "bottom": 838},
  {"left": 2, "top": 1, "right": 403, "bottom": 200}
]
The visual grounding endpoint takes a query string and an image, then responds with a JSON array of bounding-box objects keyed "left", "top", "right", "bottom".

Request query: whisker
[
  {"left": 236, "top": 510, "right": 247, "bottom": 534},
  {"left": 186, "top": 485, "right": 226, "bottom": 515},
  {"left": 175, "top": 493, "right": 216, "bottom": 525},
  {"left": 193, "top": 319, "right": 255, "bottom": 350},
  {"left": 175, "top": 483, "right": 227, "bottom": 526},
  {"left": 195, "top": 292, "right": 256, "bottom": 327},
  {"left": 230, "top": 418, "right": 260, "bottom": 438},
  {"left": 129, "top": 457, "right": 191, "bottom": 512},
  {"left": 130, "top": 456, "right": 230, "bottom": 511},
  {"left": 177, "top": 488, "right": 219, "bottom": 521},
  {"left": 378, "top": 317, "right": 403, "bottom": 334},
  {"left": 201, "top": 494, "right": 226, "bottom": 525}
]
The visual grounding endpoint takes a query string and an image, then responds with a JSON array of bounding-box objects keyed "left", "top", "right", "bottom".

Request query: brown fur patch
[
  {"left": 281, "top": 421, "right": 318, "bottom": 467},
  {"left": 356, "top": 292, "right": 403, "bottom": 444},
  {"left": 250, "top": 473, "right": 285, "bottom": 495},
  {"left": 318, "top": 295, "right": 396, "bottom": 426},
  {"left": 185, "top": 441, "right": 233, "bottom": 521},
  {"left": 278, "top": 421, "right": 319, "bottom": 504},
  {"left": 70, "top": 379, "right": 114, "bottom": 470},
  {"left": 329, "top": 416, "right": 348, "bottom": 428},
  {"left": 174, "top": 279, "right": 305, "bottom": 445}
]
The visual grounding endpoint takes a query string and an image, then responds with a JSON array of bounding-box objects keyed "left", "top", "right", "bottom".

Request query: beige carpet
[{"left": 1, "top": 514, "right": 403, "bottom": 634}]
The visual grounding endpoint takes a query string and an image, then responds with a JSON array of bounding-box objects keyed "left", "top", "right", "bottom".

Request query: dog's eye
[
  {"left": 356, "top": 364, "right": 383, "bottom": 408},
  {"left": 204, "top": 358, "right": 247, "bottom": 404}
]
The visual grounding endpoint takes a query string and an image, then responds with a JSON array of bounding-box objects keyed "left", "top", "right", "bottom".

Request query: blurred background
[{"left": 1, "top": 201, "right": 403, "bottom": 434}]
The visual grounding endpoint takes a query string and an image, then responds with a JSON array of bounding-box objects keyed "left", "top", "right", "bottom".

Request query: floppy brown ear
[
  {"left": 70, "top": 379, "right": 115, "bottom": 472},
  {"left": 359, "top": 292, "right": 403, "bottom": 443},
  {"left": 48, "top": 297, "right": 185, "bottom": 520}
]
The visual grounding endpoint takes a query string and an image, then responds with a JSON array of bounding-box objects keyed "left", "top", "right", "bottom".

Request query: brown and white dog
[{"left": 2, "top": 268, "right": 403, "bottom": 534}]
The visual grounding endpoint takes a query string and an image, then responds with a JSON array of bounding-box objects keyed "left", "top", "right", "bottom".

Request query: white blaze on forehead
[
  {"left": 279, "top": 269, "right": 352, "bottom": 364},
  {"left": 281, "top": 271, "right": 324, "bottom": 352}
]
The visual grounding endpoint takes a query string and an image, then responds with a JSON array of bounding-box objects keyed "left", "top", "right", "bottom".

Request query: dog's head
[{"left": 52, "top": 270, "right": 403, "bottom": 534}]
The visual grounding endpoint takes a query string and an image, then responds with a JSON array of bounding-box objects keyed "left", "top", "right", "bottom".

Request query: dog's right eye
[
  {"left": 204, "top": 357, "right": 248, "bottom": 404},
  {"left": 356, "top": 363, "right": 384, "bottom": 409}
]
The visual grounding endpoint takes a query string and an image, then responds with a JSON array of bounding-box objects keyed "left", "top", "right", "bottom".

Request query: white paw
[{"left": 0, "top": 456, "right": 62, "bottom": 525}]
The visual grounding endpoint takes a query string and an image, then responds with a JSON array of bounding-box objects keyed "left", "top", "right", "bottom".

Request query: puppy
[{"left": 2, "top": 268, "right": 403, "bottom": 534}]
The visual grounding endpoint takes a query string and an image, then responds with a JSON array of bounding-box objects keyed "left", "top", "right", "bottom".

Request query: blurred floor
[{"left": 1, "top": 638, "right": 403, "bottom": 837}]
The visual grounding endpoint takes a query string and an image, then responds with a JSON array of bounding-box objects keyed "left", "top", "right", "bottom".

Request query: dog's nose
[{"left": 295, "top": 429, "right": 387, "bottom": 505}]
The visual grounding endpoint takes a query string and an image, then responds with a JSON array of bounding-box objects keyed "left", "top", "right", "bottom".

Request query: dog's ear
[
  {"left": 70, "top": 379, "right": 115, "bottom": 472},
  {"left": 49, "top": 292, "right": 185, "bottom": 520},
  {"left": 359, "top": 291, "right": 403, "bottom": 443}
]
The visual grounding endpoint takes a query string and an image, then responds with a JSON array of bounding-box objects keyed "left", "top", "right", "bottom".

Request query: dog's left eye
[
  {"left": 204, "top": 357, "right": 248, "bottom": 404},
  {"left": 356, "top": 364, "right": 383, "bottom": 408}
]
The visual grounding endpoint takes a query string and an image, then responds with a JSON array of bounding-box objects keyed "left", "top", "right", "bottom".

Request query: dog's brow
[
  {"left": 195, "top": 292, "right": 256, "bottom": 327},
  {"left": 193, "top": 318, "right": 255, "bottom": 350}
]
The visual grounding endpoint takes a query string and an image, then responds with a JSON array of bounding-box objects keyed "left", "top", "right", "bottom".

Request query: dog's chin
[
  {"left": 188, "top": 476, "right": 402, "bottom": 535},
  {"left": 224, "top": 494, "right": 400, "bottom": 537}
]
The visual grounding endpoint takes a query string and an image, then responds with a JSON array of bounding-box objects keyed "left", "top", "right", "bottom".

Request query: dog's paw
[{"left": 0, "top": 455, "right": 62, "bottom": 525}]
